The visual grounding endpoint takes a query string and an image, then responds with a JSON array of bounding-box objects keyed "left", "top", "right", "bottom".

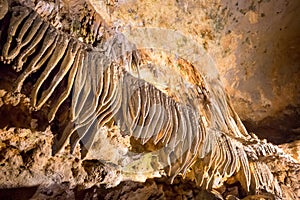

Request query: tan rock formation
[{"left": 0, "top": 0, "right": 299, "bottom": 199}]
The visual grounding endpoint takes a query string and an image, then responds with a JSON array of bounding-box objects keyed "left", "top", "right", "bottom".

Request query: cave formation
[{"left": 0, "top": 0, "right": 299, "bottom": 199}]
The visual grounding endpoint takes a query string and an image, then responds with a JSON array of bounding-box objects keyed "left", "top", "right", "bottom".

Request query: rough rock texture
[
  {"left": 0, "top": 0, "right": 299, "bottom": 200},
  {"left": 217, "top": 0, "right": 300, "bottom": 145},
  {"left": 108, "top": 0, "right": 300, "bottom": 144}
]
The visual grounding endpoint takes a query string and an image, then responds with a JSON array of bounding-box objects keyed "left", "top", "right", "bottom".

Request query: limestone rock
[{"left": 0, "top": 0, "right": 299, "bottom": 199}]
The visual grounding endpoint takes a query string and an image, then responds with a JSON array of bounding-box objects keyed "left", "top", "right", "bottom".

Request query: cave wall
[
  {"left": 0, "top": 0, "right": 299, "bottom": 199},
  {"left": 216, "top": 0, "right": 300, "bottom": 144},
  {"left": 108, "top": 0, "right": 300, "bottom": 144}
]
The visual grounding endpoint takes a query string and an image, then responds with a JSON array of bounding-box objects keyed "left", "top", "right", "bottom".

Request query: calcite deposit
[{"left": 0, "top": 0, "right": 299, "bottom": 199}]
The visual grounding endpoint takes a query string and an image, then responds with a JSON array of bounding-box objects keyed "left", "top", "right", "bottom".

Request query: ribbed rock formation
[{"left": 0, "top": 0, "right": 299, "bottom": 199}]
